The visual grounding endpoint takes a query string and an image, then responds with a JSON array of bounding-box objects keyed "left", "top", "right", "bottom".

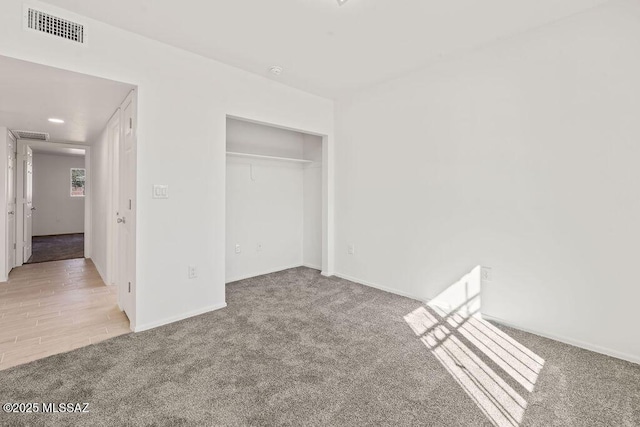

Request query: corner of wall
[
  {"left": 90, "top": 256, "right": 108, "bottom": 285},
  {"left": 133, "top": 302, "right": 228, "bottom": 333}
]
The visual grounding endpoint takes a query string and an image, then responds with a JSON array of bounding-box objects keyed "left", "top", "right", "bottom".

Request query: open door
[
  {"left": 22, "top": 146, "right": 33, "bottom": 262},
  {"left": 6, "top": 134, "right": 17, "bottom": 271},
  {"left": 117, "top": 91, "right": 136, "bottom": 325}
]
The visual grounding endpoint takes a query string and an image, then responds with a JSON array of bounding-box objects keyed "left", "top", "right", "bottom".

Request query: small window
[{"left": 71, "top": 168, "right": 86, "bottom": 197}]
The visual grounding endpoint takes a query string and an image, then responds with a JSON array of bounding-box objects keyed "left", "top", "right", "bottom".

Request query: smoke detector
[{"left": 269, "top": 66, "right": 283, "bottom": 76}]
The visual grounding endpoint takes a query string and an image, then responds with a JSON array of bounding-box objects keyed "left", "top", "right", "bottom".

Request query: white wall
[
  {"left": 226, "top": 158, "right": 304, "bottom": 282},
  {"left": 0, "top": 0, "right": 334, "bottom": 330},
  {"left": 227, "top": 118, "right": 305, "bottom": 159},
  {"left": 91, "top": 124, "right": 110, "bottom": 282},
  {"left": 32, "top": 153, "right": 85, "bottom": 236},
  {"left": 334, "top": 0, "right": 640, "bottom": 362},
  {"left": 225, "top": 119, "right": 323, "bottom": 281}
]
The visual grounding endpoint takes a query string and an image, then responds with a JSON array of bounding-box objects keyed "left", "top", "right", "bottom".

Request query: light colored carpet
[{"left": 0, "top": 267, "right": 638, "bottom": 426}]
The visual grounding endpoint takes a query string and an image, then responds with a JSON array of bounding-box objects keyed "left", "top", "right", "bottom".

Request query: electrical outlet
[
  {"left": 481, "top": 266, "right": 492, "bottom": 282},
  {"left": 188, "top": 265, "right": 198, "bottom": 279},
  {"left": 235, "top": 244, "right": 241, "bottom": 254},
  {"left": 348, "top": 244, "right": 355, "bottom": 255},
  {"left": 256, "top": 243, "right": 262, "bottom": 252}
]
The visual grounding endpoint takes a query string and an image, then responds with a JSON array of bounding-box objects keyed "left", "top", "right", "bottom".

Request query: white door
[
  {"left": 6, "top": 136, "right": 16, "bottom": 271},
  {"left": 107, "top": 112, "right": 120, "bottom": 286},
  {"left": 117, "top": 92, "right": 136, "bottom": 323},
  {"left": 22, "top": 146, "right": 33, "bottom": 262}
]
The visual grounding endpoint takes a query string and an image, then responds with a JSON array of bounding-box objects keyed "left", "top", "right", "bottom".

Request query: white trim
[
  {"left": 481, "top": 313, "right": 640, "bottom": 366},
  {"left": 333, "top": 272, "right": 428, "bottom": 303},
  {"left": 226, "top": 264, "right": 306, "bottom": 284},
  {"left": 134, "top": 302, "right": 227, "bottom": 333},
  {"left": 302, "top": 263, "right": 321, "bottom": 271},
  {"left": 334, "top": 271, "right": 640, "bottom": 365},
  {"left": 105, "top": 108, "right": 121, "bottom": 286}
]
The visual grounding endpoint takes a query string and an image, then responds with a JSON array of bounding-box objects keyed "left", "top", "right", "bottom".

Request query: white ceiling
[
  {"left": 0, "top": 55, "right": 134, "bottom": 144},
  {"left": 43, "top": 0, "right": 611, "bottom": 98}
]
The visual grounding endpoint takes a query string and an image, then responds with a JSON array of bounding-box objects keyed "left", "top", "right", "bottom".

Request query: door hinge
[
  {"left": 129, "top": 117, "right": 133, "bottom": 130},
  {"left": 128, "top": 282, "right": 131, "bottom": 293},
  {"left": 13, "top": 243, "right": 16, "bottom": 249},
  {"left": 129, "top": 199, "right": 132, "bottom": 210}
]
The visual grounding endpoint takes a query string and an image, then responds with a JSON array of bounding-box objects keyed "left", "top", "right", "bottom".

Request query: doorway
[
  {"left": 19, "top": 143, "right": 87, "bottom": 264},
  {"left": 0, "top": 55, "right": 138, "bottom": 368},
  {"left": 224, "top": 116, "right": 329, "bottom": 283}
]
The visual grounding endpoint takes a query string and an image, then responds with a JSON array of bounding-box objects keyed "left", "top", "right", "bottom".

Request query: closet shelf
[{"left": 226, "top": 151, "right": 313, "bottom": 164}]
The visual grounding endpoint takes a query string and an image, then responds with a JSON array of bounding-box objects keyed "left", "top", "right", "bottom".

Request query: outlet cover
[
  {"left": 481, "top": 266, "right": 492, "bottom": 282},
  {"left": 188, "top": 265, "right": 198, "bottom": 279},
  {"left": 348, "top": 245, "right": 355, "bottom": 255},
  {"left": 235, "top": 244, "right": 241, "bottom": 254}
]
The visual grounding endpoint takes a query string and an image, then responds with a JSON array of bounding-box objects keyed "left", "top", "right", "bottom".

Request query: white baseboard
[
  {"left": 481, "top": 313, "right": 640, "bottom": 366},
  {"left": 302, "top": 263, "right": 321, "bottom": 271},
  {"left": 333, "top": 272, "right": 428, "bottom": 303},
  {"left": 90, "top": 257, "right": 108, "bottom": 285},
  {"left": 226, "top": 264, "right": 306, "bottom": 284},
  {"left": 334, "top": 271, "right": 640, "bottom": 366},
  {"left": 134, "top": 302, "right": 227, "bottom": 333}
]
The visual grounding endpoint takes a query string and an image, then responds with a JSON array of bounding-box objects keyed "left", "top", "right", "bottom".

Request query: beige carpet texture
[{"left": 0, "top": 267, "right": 638, "bottom": 426}]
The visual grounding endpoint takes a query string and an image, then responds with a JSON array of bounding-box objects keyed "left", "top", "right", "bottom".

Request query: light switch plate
[{"left": 152, "top": 184, "right": 169, "bottom": 199}]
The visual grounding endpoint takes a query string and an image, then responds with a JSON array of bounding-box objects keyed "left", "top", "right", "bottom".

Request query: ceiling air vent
[
  {"left": 12, "top": 130, "right": 50, "bottom": 141},
  {"left": 26, "top": 8, "right": 85, "bottom": 44}
]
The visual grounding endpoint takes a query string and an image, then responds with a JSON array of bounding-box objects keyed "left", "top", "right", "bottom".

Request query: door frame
[
  {"left": 15, "top": 140, "right": 91, "bottom": 267},
  {"left": 4, "top": 130, "right": 17, "bottom": 278},
  {"left": 112, "top": 90, "right": 137, "bottom": 325},
  {"left": 105, "top": 108, "right": 120, "bottom": 287}
]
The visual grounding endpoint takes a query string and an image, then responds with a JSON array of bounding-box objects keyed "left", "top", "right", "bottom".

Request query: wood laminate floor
[{"left": 0, "top": 258, "right": 130, "bottom": 370}]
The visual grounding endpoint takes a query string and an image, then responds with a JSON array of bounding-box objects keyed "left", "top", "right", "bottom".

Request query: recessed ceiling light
[
  {"left": 48, "top": 118, "right": 64, "bottom": 124},
  {"left": 269, "top": 66, "right": 283, "bottom": 76},
  {"left": 337, "top": 0, "right": 349, "bottom": 5}
]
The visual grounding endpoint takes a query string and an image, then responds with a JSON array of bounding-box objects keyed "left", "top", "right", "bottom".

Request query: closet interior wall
[{"left": 225, "top": 118, "right": 322, "bottom": 283}]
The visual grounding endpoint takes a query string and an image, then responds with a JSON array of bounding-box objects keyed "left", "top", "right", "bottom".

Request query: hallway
[{"left": 0, "top": 258, "right": 130, "bottom": 370}]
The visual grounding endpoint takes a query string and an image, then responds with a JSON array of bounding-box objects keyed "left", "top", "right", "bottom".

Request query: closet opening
[{"left": 225, "top": 116, "right": 327, "bottom": 283}]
